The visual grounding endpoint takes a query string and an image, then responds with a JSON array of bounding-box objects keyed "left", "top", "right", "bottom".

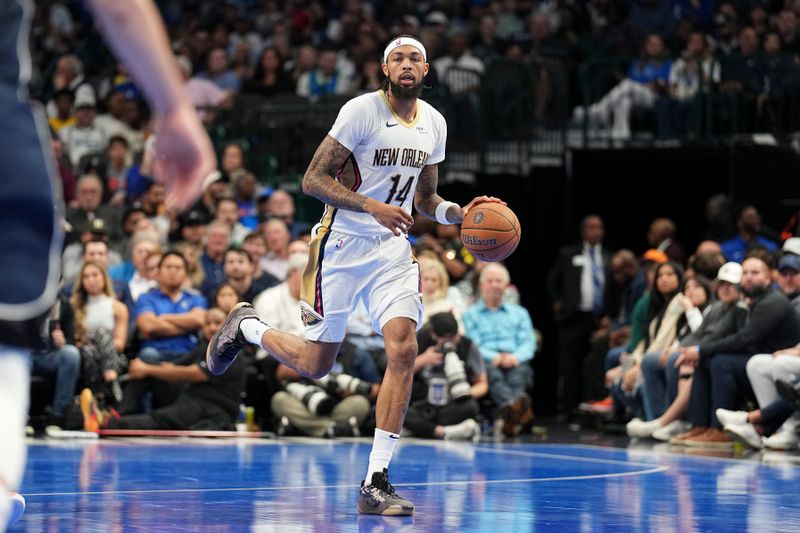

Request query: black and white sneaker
[
  {"left": 206, "top": 302, "right": 259, "bottom": 375},
  {"left": 358, "top": 469, "right": 414, "bottom": 516}
]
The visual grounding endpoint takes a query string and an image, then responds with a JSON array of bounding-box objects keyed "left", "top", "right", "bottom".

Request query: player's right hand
[
  {"left": 365, "top": 198, "right": 414, "bottom": 236},
  {"left": 151, "top": 103, "right": 217, "bottom": 212}
]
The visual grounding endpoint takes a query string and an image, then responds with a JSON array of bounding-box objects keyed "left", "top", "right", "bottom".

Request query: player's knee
[{"left": 385, "top": 339, "right": 417, "bottom": 369}]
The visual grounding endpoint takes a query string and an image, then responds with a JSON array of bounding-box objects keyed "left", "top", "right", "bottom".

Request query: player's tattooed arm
[
  {"left": 414, "top": 164, "right": 462, "bottom": 223},
  {"left": 302, "top": 135, "right": 369, "bottom": 212}
]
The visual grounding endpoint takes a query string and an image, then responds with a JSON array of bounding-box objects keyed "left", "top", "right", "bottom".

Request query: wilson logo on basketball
[
  {"left": 462, "top": 234, "right": 497, "bottom": 246},
  {"left": 473, "top": 212, "right": 484, "bottom": 224}
]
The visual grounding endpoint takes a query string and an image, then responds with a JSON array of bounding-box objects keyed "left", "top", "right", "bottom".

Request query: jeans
[
  {"left": 31, "top": 345, "right": 81, "bottom": 418},
  {"left": 138, "top": 347, "right": 185, "bottom": 364},
  {"left": 689, "top": 353, "right": 754, "bottom": 428},
  {"left": 640, "top": 351, "right": 680, "bottom": 421},
  {"left": 487, "top": 363, "right": 532, "bottom": 407}
]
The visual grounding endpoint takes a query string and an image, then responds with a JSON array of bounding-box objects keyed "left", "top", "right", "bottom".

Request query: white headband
[{"left": 383, "top": 37, "right": 427, "bottom": 64}]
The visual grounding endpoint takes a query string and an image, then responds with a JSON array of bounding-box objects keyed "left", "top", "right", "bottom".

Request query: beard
[
  {"left": 741, "top": 284, "right": 768, "bottom": 298},
  {"left": 388, "top": 77, "right": 424, "bottom": 100}
]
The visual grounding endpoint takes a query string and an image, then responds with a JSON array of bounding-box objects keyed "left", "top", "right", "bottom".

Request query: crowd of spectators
[
  {"left": 23, "top": 2, "right": 800, "bottom": 446},
  {"left": 553, "top": 206, "right": 800, "bottom": 450}
]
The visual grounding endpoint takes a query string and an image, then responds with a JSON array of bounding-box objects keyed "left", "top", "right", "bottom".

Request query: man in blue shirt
[
  {"left": 463, "top": 263, "right": 536, "bottom": 436},
  {"left": 720, "top": 205, "right": 778, "bottom": 263},
  {"left": 135, "top": 251, "right": 207, "bottom": 363}
]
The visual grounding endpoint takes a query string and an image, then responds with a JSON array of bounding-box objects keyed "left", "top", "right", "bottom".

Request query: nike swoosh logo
[{"left": 386, "top": 121, "right": 399, "bottom": 128}]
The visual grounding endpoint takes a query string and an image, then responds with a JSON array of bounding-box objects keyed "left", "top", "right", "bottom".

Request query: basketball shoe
[
  {"left": 8, "top": 492, "right": 25, "bottom": 527},
  {"left": 358, "top": 469, "right": 414, "bottom": 516},
  {"left": 206, "top": 302, "right": 259, "bottom": 375}
]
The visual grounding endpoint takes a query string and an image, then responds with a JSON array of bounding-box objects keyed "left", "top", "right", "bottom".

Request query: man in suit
[{"left": 547, "top": 215, "right": 610, "bottom": 418}]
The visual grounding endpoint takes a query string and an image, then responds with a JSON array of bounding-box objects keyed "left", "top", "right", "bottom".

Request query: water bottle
[{"left": 428, "top": 377, "right": 448, "bottom": 406}]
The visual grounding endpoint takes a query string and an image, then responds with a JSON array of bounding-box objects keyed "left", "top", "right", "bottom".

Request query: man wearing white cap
[{"left": 207, "top": 35, "right": 504, "bottom": 515}]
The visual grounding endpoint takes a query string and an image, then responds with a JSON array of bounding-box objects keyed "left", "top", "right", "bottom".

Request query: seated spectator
[
  {"left": 404, "top": 312, "right": 487, "bottom": 441},
  {"left": 241, "top": 231, "right": 269, "bottom": 281},
  {"left": 104, "top": 136, "right": 132, "bottom": 206},
  {"left": 199, "top": 221, "right": 232, "bottom": 298},
  {"left": 573, "top": 34, "right": 671, "bottom": 140},
  {"left": 720, "top": 205, "right": 778, "bottom": 263},
  {"left": 32, "top": 296, "right": 81, "bottom": 429},
  {"left": 109, "top": 231, "right": 162, "bottom": 301},
  {"left": 627, "top": 274, "right": 714, "bottom": 438},
  {"left": 48, "top": 88, "right": 76, "bottom": 134},
  {"left": 264, "top": 190, "right": 311, "bottom": 240},
  {"left": 176, "top": 55, "right": 232, "bottom": 125},
  {"left": 65, "top": 173, "right": 122, "bottom": 246},
  {"left": 85, "top": 308, "right": 245, "bottom": 432},
  {"left": 646, "top": 217, "right": 686, "bottom": 265},
  {"left": 70, "top": 261, "right": 128, "bottom": 404},
  {"left": 657, "top": 31, "right": 719, "bottom": 139},
  {"left": 134, "top": 251, "right": 207, "bottom": 363},
  {"left": 62, "top": 220, "right": 123, "bottom": 285},
  {"left": 59, "top": 85, "right": 108, "bottom": 167},
  {"left": 718, "top": 27, "right": 762, "bottom": 133},
  {"left": 608, "top": 261, "right": 685, "bottom": 419},
  {"left": 243, "top": 46, "right": 292, "bottom": 98},
  {"left": 253, "top": 252, "right": 307, "bottom": 337},
  {"left": 419, "top": 256, "right": 463, "bottom": 330},
  {"left": 197, "top": 47, "right": 241, "bottom": 93},
  {"left": 174, "top": 241, "right": 205, "bottom": 291},
  {"left": 232, "top": 170, "right": 260, "bottom": 229},
  {"left": 758, "top": 32, "right": 799, "bottom": 133},
  {"left": 433, "top": 32, "right": 485, "bottom": 94},
  {"left": 176, "top": 209, "right": 208, "bottom": 248},
  {"left": 61, "top": 238, "right": 129, "bottom": 305},
  {"left": 221, "top": 247, "right": 279, "bottom": 304},
  {"left": 271, "top": 366, "right": 372, "bottom": 438},
  {"left": 215, "top": 197, "right": 250, "bottom": 245},
  {"left": 51, "top": 127, "right": 77, "bottom": 204},
  {"left": 221, "top": 142, "right": 247, "bottom": 176},
  {"left": 296, "top": 46, "right": 352, "bottom": 100},
  {"left": 463, "top": 263, "right": 536, "bottom": 436},
  {"left": 672, "top": 256, "right": 800, "bottom": 447},
  {"left": 212, "top": 282, "right": 241, "bottom": 316},
  {"left": 685, "top": 251, "right": 726, "bottom": 280},
  {"left": 260, "top": 218, "right": 292, "bottom": 280}
]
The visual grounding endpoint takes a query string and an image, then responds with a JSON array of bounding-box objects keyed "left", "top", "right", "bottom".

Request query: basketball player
[
  {"left": 207, "top": 36, "right": 503, "bottom": 516},
  {"left": 0, "top": 1, "right": 214, "bottom": 528}
]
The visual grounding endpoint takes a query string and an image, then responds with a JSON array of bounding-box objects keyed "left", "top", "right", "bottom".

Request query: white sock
[
  {"left": 239, "top": 317, "right": 271, "bottom": 345},
  {"left": 0, "top": 348, "right": 30, "bottom": 528},
  {"left": 365, "top": 428, "right": 399, "bottom": 484}
]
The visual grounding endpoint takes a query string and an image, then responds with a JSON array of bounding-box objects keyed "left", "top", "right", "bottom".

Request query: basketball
[{"left": 460, "top": 203, "right": 521, "bottom": 262}]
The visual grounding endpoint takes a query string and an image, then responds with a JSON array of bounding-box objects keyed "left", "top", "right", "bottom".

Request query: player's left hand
[
  {"left": 151, "top": 103, "right": 217, "bottom": 212},
  {"left": 460, "top": 196, "right": 506, "bottom": 221}
]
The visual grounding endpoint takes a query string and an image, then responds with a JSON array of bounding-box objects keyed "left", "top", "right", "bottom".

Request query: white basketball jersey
[{"left": 319, "top": 90, "right": 447, "bottom": 236}]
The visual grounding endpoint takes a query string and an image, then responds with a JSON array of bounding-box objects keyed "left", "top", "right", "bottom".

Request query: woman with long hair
[
  {"left": 243, "top": 46, "right": 292, "bottom": 98},
  {"left": 71, "top": 261, "right": 129, "bottom": 402}
]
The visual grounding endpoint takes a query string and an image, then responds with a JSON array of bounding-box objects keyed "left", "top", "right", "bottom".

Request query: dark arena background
[{"left": 13, "top": 1, "right": 800, "bottom": 531}]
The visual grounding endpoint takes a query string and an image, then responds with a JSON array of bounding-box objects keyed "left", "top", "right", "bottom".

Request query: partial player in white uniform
[{"left": 206, "top": 36, "right": 504, "bottom": 516}]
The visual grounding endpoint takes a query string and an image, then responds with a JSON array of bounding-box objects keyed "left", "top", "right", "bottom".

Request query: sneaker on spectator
[
  {"left": 685, "top": 427, "right": 733, "bottom": 449},
  {"left": 724, "top": 423, "right": 763, "bottom": 449},
  {"left": 578, "top": 396, "right": 613, "bottom": 415},
  {"left": 715, "top": 408, "right": 748, "bottom": 427},
  {"left": 503, "top": 393, "right": 533, "bottom": 437},
  {"left": 762, "top": 429, "right": 799, "bottom": 450},
  {"left": 652, "top": 419, "right": 691, "bottom": 441},
  {"left": 444, "top": 418, "right": 481, "bottom": 442},
  {"left": 670, "top": 426, "right": 708, "bottom": 445},
  {"left": 626, "top": 417, "right": 662, "bottom": 438}
]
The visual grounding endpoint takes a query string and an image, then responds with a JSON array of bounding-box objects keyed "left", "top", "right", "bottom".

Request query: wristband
[{"left": 435, "top": 201, "right": 459, "bottom": 225}]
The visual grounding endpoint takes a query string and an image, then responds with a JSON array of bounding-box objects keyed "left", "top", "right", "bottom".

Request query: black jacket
[
  {"left": 547, "top": 242, "right": 610, "bottom": 320},
  {"left": 699, "top": 286, "right": 800, "bottom": 357}
]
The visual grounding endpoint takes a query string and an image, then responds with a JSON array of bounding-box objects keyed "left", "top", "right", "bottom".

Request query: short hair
[
  {"left": 287, "top": 252, "right": 309, "bottom": 274},
  {"left": 224, "top": 246, "right": 252, "bottom": 263},
  {"left": 82, "top": 238, "right": 108, "bottom": 255},
  {"left": 479, "top": 262, "right": 510, "bottom": 284},
  {"left": 158, "top": 250, "right": 188, "bottom": 269},
  {"left": 107, "top": 135, "right": 129, "bottom": 149}
]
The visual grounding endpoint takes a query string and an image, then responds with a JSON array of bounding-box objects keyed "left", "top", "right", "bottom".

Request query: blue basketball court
[{"left": 10, "top": 436, "right": 800, "bottom": 532}]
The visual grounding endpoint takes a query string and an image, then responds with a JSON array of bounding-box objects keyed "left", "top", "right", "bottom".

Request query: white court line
[
  {"left": 472, "top": 446, "right": 663, "bottom": 469},
  {"left": 23, "top": 467, "right": 668, "bottom": 498},
  {"left": 23, "top": 446, "right": 669, "bottom": 498}
]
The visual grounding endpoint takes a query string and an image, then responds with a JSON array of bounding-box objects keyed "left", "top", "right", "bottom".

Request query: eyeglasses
[{"left": 779, "top": 269, "right": 800, "bottom": 277}]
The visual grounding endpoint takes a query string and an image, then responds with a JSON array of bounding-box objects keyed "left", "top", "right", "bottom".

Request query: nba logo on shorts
[{"left": 335, "top": 238, "right": 344, "bottom": 249}]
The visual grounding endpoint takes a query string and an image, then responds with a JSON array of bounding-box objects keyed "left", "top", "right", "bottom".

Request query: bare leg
[
  {"left": 659, "top": 377, "right": 692, "bottom": 425},
  {"left": 375, "top": 318, "right": 418, "bottom": 434},
  {"left": 260, "top": 330, "right": 340, "bottom": 380},
  {"left": 746, "top": 409, "right": 763, "bottom": 424}
]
